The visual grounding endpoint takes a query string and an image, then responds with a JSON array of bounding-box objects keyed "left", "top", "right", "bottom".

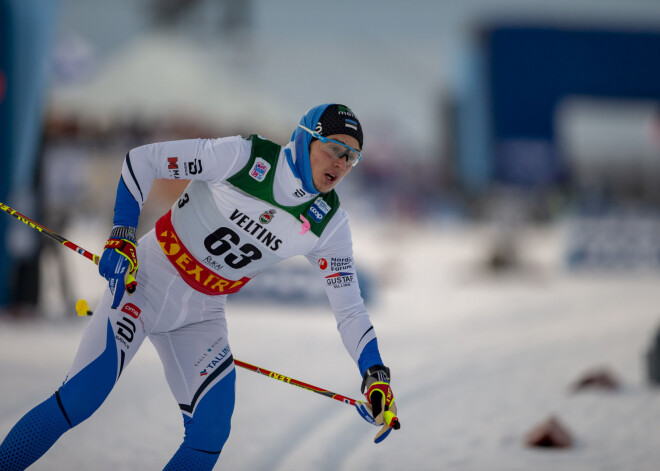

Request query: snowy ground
[{"left": 2, "top": 220, "right": 660, "bottom": 470}]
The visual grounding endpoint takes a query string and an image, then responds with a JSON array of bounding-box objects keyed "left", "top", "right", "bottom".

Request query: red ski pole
[
  {"left": 0, "top": 201, "right": 99, "bottom": 264},
  {"left": 233, "top": 359, "right": 400, "bottom": 430},
  {"left": 0, "top": 201, "right": 136, "bottom": 291}
]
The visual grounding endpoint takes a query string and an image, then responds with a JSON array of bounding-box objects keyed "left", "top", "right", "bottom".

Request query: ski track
[{"left": 3, "top": 222, "right": 660, "bottom": 469}]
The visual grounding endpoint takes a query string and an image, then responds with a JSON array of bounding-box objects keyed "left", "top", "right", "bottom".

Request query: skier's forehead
[{"left": 326, "top": 134, "right": 360, "bottom": 151}]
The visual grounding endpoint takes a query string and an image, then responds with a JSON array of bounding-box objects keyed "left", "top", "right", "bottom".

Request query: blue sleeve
[
  {"left": 357, "top": 338, "right": 383, "bottom": 377},
  {"left": 112, "top": 176, "right": 140, "bottom": 228}
]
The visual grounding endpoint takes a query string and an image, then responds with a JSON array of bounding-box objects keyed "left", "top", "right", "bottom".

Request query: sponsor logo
[
  {"left": 167, "top": 157, "right": 180, "bottom": 178},
  {"left": 194, "top": 337, "right": 224, "bottom": 367},
  {"left": 315, "top": 198, "right": 331, "bottom": 213},
  {"left": 330, "top": 256, "right": 353, "bottom": 271},
  {"left": 269, "top": 372, "right": 293, "bottom": 384},
  {"left": 325, "top": 271, "right": 355, "bottom": 289},
  {"left": 307, "top": 197, "right": 331, "bottom": 223},
  {"left": 185, "top": 159, "right": 203, "bottom": 176},
  {"left": 115, "top": 315, "right": 137, "bottom": 349},
  {"left": 318, "top": 258, "right": 328, "bottom": 270},
  {"left": 337, "top": 105, "right": 356, "bottom": 117},
  {"left": 337, "top": 105, "right": 359, "bottom": 131},
  {"left": 229, "top": 209, "right": 282, "bottom": 251},
  {"left": 202, "top": 256, "right": 224, "bottom": 271},
  {"left": 121, "top": 303, "right": 141, "bottom": 319},
  {"left": 293, "top": 189, "right": 306, "bottom": 198},
  {"left": 159, "top": 227, "right": 246, "bottom": 292},
  {"left": 250, "top": 158, "right": 271, "bottom": 182},
  {"left": 199, "top": 345, "right": 231, "bottom": 376},
  {"left": 259, "top": 209, "right": 276, "bottom": 224},
  {"left": 155, "top": 212, "right": 250, "bottom": 295},
  {"left": 1, "top": 204, "right": 45, "bottom": 233}
]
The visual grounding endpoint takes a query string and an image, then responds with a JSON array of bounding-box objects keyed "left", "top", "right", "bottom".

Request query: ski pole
[
  {"left": 233, "top": 358, "right": 360, "bottom": 405},
  {"left": 1, "top": 200, "right": 400, "bottom": 431},
  {"left": 233, "top": 359, "right": 401, "bottom": 430},
  {"left": 0, "top": 201, "right": 135, "bottom": 291},
  {"left": 1, "top": 201, "right": 100, "bottom": 264}
]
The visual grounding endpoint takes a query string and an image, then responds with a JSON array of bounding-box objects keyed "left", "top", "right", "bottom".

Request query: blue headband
[{"left": 288, "top": 103, "right": 332, "bottom": 194}]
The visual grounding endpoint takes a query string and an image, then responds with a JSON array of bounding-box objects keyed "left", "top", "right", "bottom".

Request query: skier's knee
[{"left": 182, "top": 369, "right": 236, "bottom": 452}]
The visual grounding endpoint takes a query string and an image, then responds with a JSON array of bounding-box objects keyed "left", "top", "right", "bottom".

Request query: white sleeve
[
  {"left": 305, "top": 210, "right": 377, "bottom": 363},
  {"left": 121, "top": 136, "right": 250, "bottom": 209}
]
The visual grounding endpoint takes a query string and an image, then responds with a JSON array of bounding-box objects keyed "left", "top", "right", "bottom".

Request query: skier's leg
[
  {"left": 150, "top": 315, "right": 235, "bottom": 470},
  {"left": 163, "top": 369, "right": 236, "bottom": 470},
  {"left": 0, "top": 393, "right": 71, "bottom": 471},
  {"left": 0, "top": 291, "right": 148, "bottom": 470}
]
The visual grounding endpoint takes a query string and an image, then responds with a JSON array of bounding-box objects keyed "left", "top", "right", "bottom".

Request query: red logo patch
[
  {"left": 318, "top": 258, "right": 328, "bottom": 270},
  {"left": 121, "top": 303, "right": 141, "bottom": 319}
]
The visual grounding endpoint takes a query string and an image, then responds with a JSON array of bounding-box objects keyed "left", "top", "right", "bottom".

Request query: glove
[
  {"left": 360, "top": 365, "right": 400, "bottom": 443},
  {"left": 99, "top": 226, "right": 138, "bottom": 309}
]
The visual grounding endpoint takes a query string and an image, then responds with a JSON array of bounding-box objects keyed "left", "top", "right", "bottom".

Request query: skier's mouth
[{"left": 325, "top": 173, "right": 337, "bottom": 183}]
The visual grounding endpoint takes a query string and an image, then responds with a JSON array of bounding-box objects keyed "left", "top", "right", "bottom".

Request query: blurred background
[
  {"left": 1, "top": 0, "right": 660, "bottom": 316},
  {"left": 3, "top": 1, "right": 660, "bottom": 470},
  {"left": 1, "top": 0, "right": 660, "bottom": 315}
]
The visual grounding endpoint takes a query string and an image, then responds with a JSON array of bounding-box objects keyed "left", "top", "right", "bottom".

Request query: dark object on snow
[
  {"left": 524, "top": 415, "right": 573, "bottom": 449},
  {"left": 572, "top": 368, "right": 621, "bottom": 392},
  {"left": 646, "top": 326, "right": 660, "bottom": 385}
]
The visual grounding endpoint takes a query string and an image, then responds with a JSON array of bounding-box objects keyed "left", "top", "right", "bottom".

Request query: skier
[{"left": 0, "top": 103, "right": 398, "bottom": 470}]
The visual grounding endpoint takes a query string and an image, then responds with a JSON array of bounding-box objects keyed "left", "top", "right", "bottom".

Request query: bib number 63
[{"left": 204, "top": 227, "right": 262, "bottom": 269}]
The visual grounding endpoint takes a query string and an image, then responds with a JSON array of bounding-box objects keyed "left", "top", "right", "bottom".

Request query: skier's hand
[
  {"left": 360, "top": 365, "right": 400, "bottom": 443},
  {"left": 99, "top": 226, "right": 138, "bottom": 309}
]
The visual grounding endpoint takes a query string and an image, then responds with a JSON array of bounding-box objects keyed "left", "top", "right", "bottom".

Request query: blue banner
[
  {"left": 0, "top": 1, "right": 12, "bottom": 307},
  {"left": 0, "top": 0, "right": 59, "bottom": 309}
]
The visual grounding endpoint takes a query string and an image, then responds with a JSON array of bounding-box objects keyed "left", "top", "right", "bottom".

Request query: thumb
[
  {"left": 109, "top": 277, "right": 125, "bottom": 309},
  {"left": 109, "top": 261, "right": 128, "bottom": 309}
]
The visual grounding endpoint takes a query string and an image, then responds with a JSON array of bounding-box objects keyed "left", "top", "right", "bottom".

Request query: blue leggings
[{"left": 0, "top": 319, "right": 235, "bottom": 470}]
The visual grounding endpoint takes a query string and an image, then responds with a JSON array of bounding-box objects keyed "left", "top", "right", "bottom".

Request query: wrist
[
  {"left": 109, "top": 226, "right": 137, "bottom": 243},
  {"left": 361, "top": 364, "right": 391, "bottom": 393}
]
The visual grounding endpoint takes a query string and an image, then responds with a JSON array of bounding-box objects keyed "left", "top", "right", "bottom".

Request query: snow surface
[{"left": 2, "top": 221, "right": 660, "bottom": 470}]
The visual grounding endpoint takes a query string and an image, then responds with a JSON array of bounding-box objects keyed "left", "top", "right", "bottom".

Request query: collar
[{"left": 284, "top": 142, "right": 318, "bottom": 196}]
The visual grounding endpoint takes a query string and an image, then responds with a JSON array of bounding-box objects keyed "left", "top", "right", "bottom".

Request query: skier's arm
[
  {"left": 99, "top": 136, "right": 249, "bottom": 308},
  {"left": 306, "top": 215, "right": 398, "bottom": 442},
  {"left": 116, "top": 136, "right": 248, "bottom": 221},
  {"left": 305, "top": 217, "right": 381, "bottom": 374}
]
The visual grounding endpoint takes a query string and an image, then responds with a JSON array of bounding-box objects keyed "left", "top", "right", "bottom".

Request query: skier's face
[{"left": 309, "top": 134, "right": 360, "bottom": 193}]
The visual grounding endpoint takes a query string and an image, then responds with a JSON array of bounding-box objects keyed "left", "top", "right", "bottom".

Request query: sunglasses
[{"left": 298, "top": 125, "right": 363, "bottom": 167}]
